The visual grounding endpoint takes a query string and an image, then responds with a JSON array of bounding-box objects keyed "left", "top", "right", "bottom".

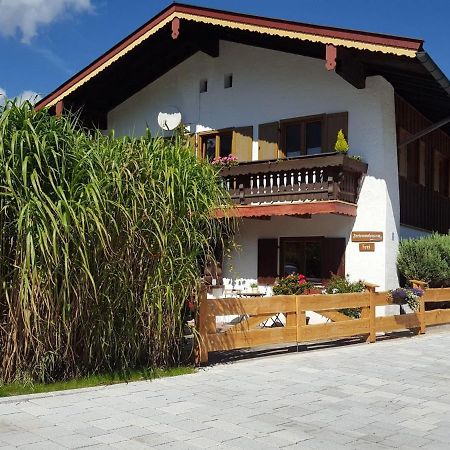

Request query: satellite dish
[{"left": 158, "top": 107, "right": 182, "bottom": 131}]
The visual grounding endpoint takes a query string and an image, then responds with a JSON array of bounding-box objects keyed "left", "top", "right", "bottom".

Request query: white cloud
[
  {"left": 0, "top": 0, "right": 92, "bottom": 43},
  {"left": 0, "top": 87, "right": 42, "bottom": 105}
]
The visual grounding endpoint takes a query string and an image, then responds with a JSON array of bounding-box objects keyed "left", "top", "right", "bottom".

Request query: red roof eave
[{"left": 214, "top": 201, "right": 357, "bottom": 219}]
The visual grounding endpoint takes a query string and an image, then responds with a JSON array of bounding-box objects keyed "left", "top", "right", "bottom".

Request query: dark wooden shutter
[
  {"left": 407, "top": 141, "right": 420, "bottom": 184},
  {"left": 257, "top": 239, "right": 278, "bottom": 284},
  {"left": 258, "top": 122, "right": 279, "bottom": 160},
  {"left": 325, "top": 112, "right": 348, "bottom": 152},
  {"left": 439, "top": 158, "right": 449, "bottom": 196},
  {"left": 233, "top": 126, "right": 253, "bottom": 162},
  {"left": 321, "top": 238, "right": 346, "bottom": 279}
]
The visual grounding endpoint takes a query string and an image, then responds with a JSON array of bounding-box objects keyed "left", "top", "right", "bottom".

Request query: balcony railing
[
  {"left": 400, "top": 177, "right": 450, "bottom": 234},
  {"left": 220, "top": 153, "right": 367, "bottom": 206}
]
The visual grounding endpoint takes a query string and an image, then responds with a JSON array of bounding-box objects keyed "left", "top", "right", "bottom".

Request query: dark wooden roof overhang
[{"left": 35, "top": 3, "right": 448, "bottom": 134}]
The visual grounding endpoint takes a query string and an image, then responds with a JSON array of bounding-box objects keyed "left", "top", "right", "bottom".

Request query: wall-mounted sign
[
  {"left": 351, "top": 231, "right": 383, "bottom": 243},
  {"left": 359, "top": 243, "right": 375, "bottom": 252}
]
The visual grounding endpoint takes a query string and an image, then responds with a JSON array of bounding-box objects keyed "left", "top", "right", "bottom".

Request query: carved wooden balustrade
[{"left": 220, "top": 153, "right": 367, "bottom": 205}]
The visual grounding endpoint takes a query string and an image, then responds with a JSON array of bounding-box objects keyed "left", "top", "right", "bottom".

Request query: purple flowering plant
[{"left": 389, "top": 287, "right": 423, "bottom": 311}]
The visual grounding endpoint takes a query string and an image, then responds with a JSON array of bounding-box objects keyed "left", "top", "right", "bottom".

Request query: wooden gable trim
[{"left": 35, "top": 4, "right": 422, "bottom": 112}]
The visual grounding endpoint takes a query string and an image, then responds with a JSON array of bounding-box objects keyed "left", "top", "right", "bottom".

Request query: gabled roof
[{"left": 35, "top": 3, "right": 449, "bottom": 132}]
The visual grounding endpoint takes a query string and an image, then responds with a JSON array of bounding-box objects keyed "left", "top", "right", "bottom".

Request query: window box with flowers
[{"left": 211, "top": 155, "right": 238, "bottom": 168}]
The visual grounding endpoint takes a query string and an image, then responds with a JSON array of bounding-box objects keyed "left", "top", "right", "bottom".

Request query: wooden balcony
[
  {"left": 220, "top": 153, "right": 367, "bottom": 217},
  {"left": 400, "top": 177, "right": 450, "bottom": 234}
]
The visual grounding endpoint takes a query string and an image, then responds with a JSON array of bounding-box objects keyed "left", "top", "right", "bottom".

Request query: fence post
[
  {"left": 418, "top": 295, "right": 426, "bottom": 335},
  {"left": 296, "top": 296, "right": 306, "bottom": 345},
  {"left": 410, "top": 280, "right": 428, "bottom": 335},
  {"left": 364, "top": 283, "right": 378, "bottom": 343},
  {"left": 197, "top": 286, "right": 209, "bottom": 364}
]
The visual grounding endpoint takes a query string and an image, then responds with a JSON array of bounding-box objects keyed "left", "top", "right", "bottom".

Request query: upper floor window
[
  {"left": 199, "top": 130, "right": 233, "bottom": 161},
  {"left": 281, "top": 116, "right": 323, "bottom": 158}
]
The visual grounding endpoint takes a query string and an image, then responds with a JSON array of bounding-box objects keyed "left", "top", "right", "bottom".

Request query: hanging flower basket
[{"left": 388, "top": 287, "right": 423, "bottom": 311}]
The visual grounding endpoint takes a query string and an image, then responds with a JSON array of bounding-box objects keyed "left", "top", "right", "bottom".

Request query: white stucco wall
[{"left": 108, "top": 41, "right": 400, "bottom": 290}]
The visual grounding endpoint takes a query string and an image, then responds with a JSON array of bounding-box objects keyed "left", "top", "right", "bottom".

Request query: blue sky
[{"left": 1, "top": 0, "right": 449, "bottom": 101}]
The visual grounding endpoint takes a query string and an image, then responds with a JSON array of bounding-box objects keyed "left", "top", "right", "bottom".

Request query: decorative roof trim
[
  {"left": 178, "top": 12, "right": 419, "bottom": 57},
  {"left": 36, "top": 3, "right": 423, "bottom": 110}
]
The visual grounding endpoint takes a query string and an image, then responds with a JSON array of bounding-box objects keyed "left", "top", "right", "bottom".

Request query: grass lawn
[{"left": 0, "top": 366, "right": 195, "bottom": 398}]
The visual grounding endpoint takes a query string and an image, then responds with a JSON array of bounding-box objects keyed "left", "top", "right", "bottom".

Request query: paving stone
[
  {"left": 48, "top": 433, "right": 97, "bottom": 448},
  {"left": 0, "top": 431, "right": 44, "bottom": 447},
  {"left": 92, "top": 432, "right": 128, "bottom": 444}
]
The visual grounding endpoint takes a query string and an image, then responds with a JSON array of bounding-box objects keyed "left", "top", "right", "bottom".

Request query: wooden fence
[{"left": 197, "top": 281, "right": 450, "bottom": 363}]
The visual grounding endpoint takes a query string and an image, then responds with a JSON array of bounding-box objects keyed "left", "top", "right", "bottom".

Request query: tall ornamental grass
[{"left": 0, "top": 102, "right": 234, "bottom": 383}]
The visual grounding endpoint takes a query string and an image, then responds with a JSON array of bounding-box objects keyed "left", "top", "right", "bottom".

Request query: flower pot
[
  {"left": 180, "top": 330, "right": 195, "bottom": 365},
  {"left": 391, "top": 298, "right": 407, "bottom": 306}
]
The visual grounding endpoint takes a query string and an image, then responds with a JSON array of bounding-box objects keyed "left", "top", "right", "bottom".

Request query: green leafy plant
[
  {"left": 397, "top": 233, "right": 450, "bottom": 287},
  {"left": 0, "top": 101, "right": 235, "bottom": 383},
  {"left": 335, "top": 129, "right": 349, "bottom": 153},
  {"left": 272, "top": 273, "right": 313, "bottom": 295},
  {"left": 325, "top": 275, "right": 365, "bottom": 318}
]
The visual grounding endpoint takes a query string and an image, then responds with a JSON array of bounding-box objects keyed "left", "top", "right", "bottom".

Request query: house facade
[{"left": 36, "top": 4, "right": 450, "bottom": 293}]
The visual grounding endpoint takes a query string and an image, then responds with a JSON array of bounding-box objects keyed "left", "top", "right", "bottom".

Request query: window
[
  {"left": 281, "top": 116, "right": 323, "bottom": 158},
  {"left": 257, "top": 237, "right": 345, "bottom": 283},
  {"left": 224, "top": 74, "right": 233, "bottom": 89},
  {"left": 199, "top": 79, "right": 208, "bottom": 93},
  {"left": 199, "top": 130, "right": 233, "bottom": 161},
  {"left": 280, "top": 237, "right": 322, "bottom": 279}
]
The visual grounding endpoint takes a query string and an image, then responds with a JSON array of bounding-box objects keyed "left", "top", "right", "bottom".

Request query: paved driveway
[{"left": 2, "top": 329, "right": 450, "bottom": 449}]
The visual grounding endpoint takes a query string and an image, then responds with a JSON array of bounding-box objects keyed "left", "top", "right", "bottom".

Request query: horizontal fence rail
[{"left": 197, "top": 282, "right": 450, "bottom": 363}]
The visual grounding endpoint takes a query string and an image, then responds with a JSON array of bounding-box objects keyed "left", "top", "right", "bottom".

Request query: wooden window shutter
[
  {"left": 257, "top": 239, "right": 278, "bottom": 284},
  {"left": 188, "top": 133, "right": 198, "bottom": 156},
  {"left": 258, "top": 122, "right": 279, "bottom": 160},
  {"left": 325, "top": 112, "right": 348, "bottom": 152},
  {"left": 321, "top": 238, "right": 346, "bottom": 279},
  {"left": 439, "top": 158, "right": 449, "bottom": 196},
  {"left": 407, "top": 141, "right": 420, "bottom": 184},
  {"left": 233, "top": 126, "right": 253, "bottom": 162}
]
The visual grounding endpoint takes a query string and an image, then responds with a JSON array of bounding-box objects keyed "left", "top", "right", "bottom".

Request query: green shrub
[
  {"left": 397, "top": 234, "right": 450, "bottom": 287},
  {"left": 325, "top": 275, "right": 365, "bottom": 319}
]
